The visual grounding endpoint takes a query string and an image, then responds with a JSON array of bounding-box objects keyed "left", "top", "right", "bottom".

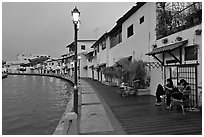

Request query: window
[
  {"left": 102, "top": 40, "right": 106, "bottom": 50},
  {"left": 81, "top": 45, "right": 85, "bottom": 50},
  {"left": 140, "top": 16, "right": 144, "bottom": 24},
  {"left": 110, "top": 28, "right": 122, "bottom": 48},
  {"left": 94, "top": 49, "right": 97, "bottom": 56},
  {"left": 97, "top": 45, "right": 99, "bottom": 53},
  {"left": 184, "top": 45, "right": 198, "bottom": 61},
  {"left": 127, "top": 24, "right": 133, "bottom": 38}
]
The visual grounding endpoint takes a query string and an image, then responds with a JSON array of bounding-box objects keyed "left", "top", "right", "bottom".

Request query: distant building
[
  {"left": 6, "top": 53, "right": 50, "bottom": 73},
  {"left": 65, "top": 40, "right": 96, "bottom": 78}
]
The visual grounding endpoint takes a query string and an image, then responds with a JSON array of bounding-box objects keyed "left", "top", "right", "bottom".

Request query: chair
[
  {"left": 160, "top": 94, "right": 167, "bottom": 104},
  {"left": 170, "top": 89, "right": 191, "bottom": 115}
]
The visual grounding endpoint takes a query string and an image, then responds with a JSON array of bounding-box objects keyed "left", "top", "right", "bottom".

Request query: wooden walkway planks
[{"left": 84, "top": 78, "right": 202, "bottom": 135}]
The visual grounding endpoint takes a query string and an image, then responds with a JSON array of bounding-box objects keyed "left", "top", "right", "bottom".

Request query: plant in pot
[
  {"left": 128, "top": 60, "right": 147, "bottom": 89},
  {"left": 176, "top": 36, "right": 182, "bottom": 41},
  {"left": 152, "top": 44, "right": 157, "bottom": 49},
  {"left": 185, "top": 13, "right": 194, "bottom": 28},
  {"left": 195, "top": 29, "right": 202, "bottom": 35},
  {"left": 162, "top": 38, "right": 168, "bottom": 44}
]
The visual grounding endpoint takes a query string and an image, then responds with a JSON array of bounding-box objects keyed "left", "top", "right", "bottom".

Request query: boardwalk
[{"left": 83, "top": 78, "right": 202, "bottom": 135}]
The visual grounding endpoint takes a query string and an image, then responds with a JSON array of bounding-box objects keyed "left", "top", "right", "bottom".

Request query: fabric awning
[
  {"left": 115, "top": 56, "right": 132, "bottom": 69},
  {"left": 116, "top": 56, "right": 132, "bottom": 65},
  {"left": 83, "top": 66, "right": 88, "bottom": 69},
  {"left": 86, "top": 51, "right": 94, "bottom": 56},
  {"left": 99, "top": 63, "right": 106, "bottom": 67},
  {"left": 94, "top": 65, "right": 99, "bottom": 69},
  {"left": 89, "top": 65, "right": 94, "bottom": 68},
  {"left": 146, "top": 39, "right": 188, "bottom": 56}
]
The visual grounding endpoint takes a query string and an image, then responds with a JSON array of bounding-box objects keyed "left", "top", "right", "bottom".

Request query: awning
[
  {"left": 99, "top": 63, "right": 106, "bottom": 68},
  {"left": 146, "top": 39, "right": 188, "bottom": 56},
  {"left": 83, "top": 66, "right": 88, "bottom": 69},
  {"left": 115, "top": 56, "right": 132, "bottom": 68},
  {"left": 86, "top": 51, "right": 94, "bottom": 56},
  {"left": 94, "top": 65, "right": 99, "bottom": 69},
  {"left": 89, "top": 65, "right": 94, "bottom": 68}
]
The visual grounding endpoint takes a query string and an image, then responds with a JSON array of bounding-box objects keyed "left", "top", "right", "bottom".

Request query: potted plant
[
  {"left": 152, "top": 44, "right": 157, "bottom": 49},
  {"left": 185, "top": 13, "right": 194, "bottom": 28},
  {"left": 128, "top": 60, "right": 147, "bottom": 89},
  {"left": 162, "top": 38, "right": 168, "bottom": 44},
  {"left": 176, "top": 36, "right": 182, "bottom": 41},
  {"left": 195, "top": 29, "right": 202, "bottom": 35}
]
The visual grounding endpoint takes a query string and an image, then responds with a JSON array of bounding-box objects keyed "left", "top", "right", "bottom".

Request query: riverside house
[
  {"left": 85, "top": 2, "right": 202, "bottom": 106},
  {"left": 146, "top": 2, "right": 202, "bottom": 106},
  {"left": 89, "top": 2, "right": 161, "bottom": 92},
  {"left": 90, "top": 32, "right": 110, "bottom": 81},
  {"left": 65, "top": 2, "right": 201, "bottom": 106},
  {"left": 66, "top": 40, "right": 96, "bottom": 78}
]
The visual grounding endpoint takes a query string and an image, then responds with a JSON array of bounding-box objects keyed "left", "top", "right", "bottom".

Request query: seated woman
[
  {"left": 171, "top": 79, "right": 191, "bottom": 101},
  {"left": 155, "top": 78, "right": 175, "bottom": 108}
]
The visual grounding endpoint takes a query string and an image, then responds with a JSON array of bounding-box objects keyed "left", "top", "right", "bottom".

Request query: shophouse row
[{"left": 63, "top": 2, "right": 202, "bottom": 106}]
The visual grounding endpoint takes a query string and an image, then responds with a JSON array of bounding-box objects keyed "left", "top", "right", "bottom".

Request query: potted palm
[{"left": 128, "top": 60, "right": 150, "bottom": 95}]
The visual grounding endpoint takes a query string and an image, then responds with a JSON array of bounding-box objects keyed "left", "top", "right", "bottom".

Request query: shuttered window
[
  {"left": 127, "top": 24, "right": 134, "bottom": 38},
  {"left": 184, "top": 45, "right": 198, "bottom": 60}
]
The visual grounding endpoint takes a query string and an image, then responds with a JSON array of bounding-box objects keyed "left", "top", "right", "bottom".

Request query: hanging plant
[
  {"left": 176, "top": 36, "right": 182, "bottom": 41},
  {"left": 195, "top": 29, "right": 202, "bottom": 35},
  {"left": 152, "top": 44, "right": 157, "bottom": 49},
  {"left": 162, "top": 38, "right": 168, "bottom": 44}
]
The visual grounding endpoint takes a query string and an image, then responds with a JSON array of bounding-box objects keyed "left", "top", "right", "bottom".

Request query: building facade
[
  {"left": 66, "top": 40, "right": 96, "bottom": 78},
  {"left": 83, "top": 2, "right": 202, "bottom": 105}
]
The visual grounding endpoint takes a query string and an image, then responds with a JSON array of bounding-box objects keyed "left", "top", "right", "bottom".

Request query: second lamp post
[{"left": 71, "top": 6, "right": 80, "bottom": 114}]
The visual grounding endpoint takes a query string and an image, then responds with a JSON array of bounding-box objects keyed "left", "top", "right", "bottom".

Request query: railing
[{"left": 156, "top": 2, "right": 202, "bottom": 39}]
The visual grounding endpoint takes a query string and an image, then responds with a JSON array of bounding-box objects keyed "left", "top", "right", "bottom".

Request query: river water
[{"left": 2, "top": 75, "right": 73, "bottom": 135}]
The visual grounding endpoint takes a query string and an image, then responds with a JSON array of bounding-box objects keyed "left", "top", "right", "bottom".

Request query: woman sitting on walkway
[
  {"left": 155, "top": 78, "right": 175, "bottom": 109},
  {"left": 171, "top": 79, "right": 191, "bottom": 102}
]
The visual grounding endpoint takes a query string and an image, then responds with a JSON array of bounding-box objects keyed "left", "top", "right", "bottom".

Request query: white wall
[
  {"left": 77, "top": 41, "right": 95, "bottom": 54},
  {"left": 149, "top": 67, "right": 164, "bottom": 95},
  {"left": 156, "top": 24, "right": 202, "bottom": 85},
  {"left": 79, "top": 53, "right": 87, "bottom": 77},
  {"left": 109, "top": 3, "right": 156, "bottom": 65}
]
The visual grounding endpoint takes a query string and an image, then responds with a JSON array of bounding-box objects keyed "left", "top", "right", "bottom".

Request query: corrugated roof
[{"left": 146, "top": 40, "right": 188, "bottom": 55}]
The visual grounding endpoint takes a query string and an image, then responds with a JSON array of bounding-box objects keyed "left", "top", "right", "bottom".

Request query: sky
[{"left": 2, "top": 2, "right": 136, "bottom": 61}]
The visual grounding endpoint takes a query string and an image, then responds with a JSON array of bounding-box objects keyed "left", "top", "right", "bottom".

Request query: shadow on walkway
[{"left": 83, "top": 78, "right": 202, "bottom": 135}]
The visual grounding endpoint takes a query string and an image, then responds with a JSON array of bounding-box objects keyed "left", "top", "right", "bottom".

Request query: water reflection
[
  {"left": 2, "top": 75, "right": 73, "bottom": 135},
  {"left": 49, "top": 77, "right": 54, "bottom": 82},
  {"left": 42, "top": 76, "right": 46, "bottom": 87}
]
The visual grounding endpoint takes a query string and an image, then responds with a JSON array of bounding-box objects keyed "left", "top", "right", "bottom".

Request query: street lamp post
[
  {"left": 78, "top": 55, "right": 82, "bottom": 79},
  {"left": 71, "top": 6, "right": 80, "bottom": 114}
]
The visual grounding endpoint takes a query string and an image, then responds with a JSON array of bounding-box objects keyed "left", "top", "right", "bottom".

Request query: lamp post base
[{"left": 73, "top": 87, "right": 78, "bottom": 114}]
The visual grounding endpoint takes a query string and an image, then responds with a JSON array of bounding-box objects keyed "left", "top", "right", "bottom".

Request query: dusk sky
[{"left": 2, "top": 2, "right": 136, "bottom": 61}]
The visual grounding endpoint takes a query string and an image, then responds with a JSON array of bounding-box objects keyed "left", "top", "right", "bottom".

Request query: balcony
[{"left": 156, "top": 2, "right": 202, "bottom": 40}]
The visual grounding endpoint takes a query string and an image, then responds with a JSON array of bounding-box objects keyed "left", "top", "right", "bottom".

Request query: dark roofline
[
  {"left": 66, "top": 42, "right": 74, "bottom": 48},
  {"left": 77, "top": 39, "right": 97, "bottom": 42},
  {"left": 117, "top": 2, "right": 146, "bottom": 24},
  {"left": 66, "top": 39, "right": 97, "bottom": 48},
  {"left": 91, "top": 32, "right": 109, "bottom": 48},
  {"left": 108, "top": 2, "right": 146, "bottom": 36},
  {"left": 109, "top": 24, "right": 121, "bottom": 36}
]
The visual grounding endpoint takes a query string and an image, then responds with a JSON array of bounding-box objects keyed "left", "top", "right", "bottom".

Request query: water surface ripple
[{"left": 2, "top": 75, "right": 73, "bottom": 135}]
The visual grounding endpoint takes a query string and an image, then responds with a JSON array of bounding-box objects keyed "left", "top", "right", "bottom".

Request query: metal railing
[{"left": 156, "top": 2, "right": 202, "bottom": 39}]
